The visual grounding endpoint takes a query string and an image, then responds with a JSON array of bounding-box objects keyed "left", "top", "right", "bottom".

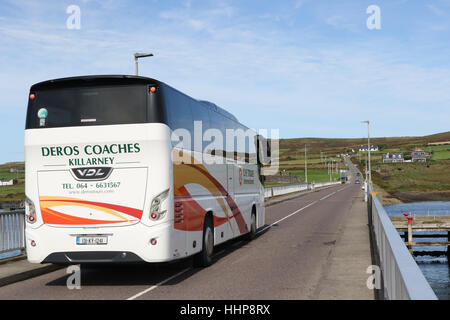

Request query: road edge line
[{"left": 127, "top": 267, "right": 191, "bottom": 300}]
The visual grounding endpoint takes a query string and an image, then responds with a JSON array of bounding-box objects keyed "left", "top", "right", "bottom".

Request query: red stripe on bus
[
  {"left": 41, "top": 207, "right": 127, "bottom": 225},
  {"left": 174, "top": 186, "right": 233, "bottom": 231},
  {"left": 185, "top": 164, "right": 249, "bottom": 234}
]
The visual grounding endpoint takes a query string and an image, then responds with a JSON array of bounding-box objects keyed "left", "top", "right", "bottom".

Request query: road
[{"left": 0, "top": 182, "right": 361, "bottom": 300}]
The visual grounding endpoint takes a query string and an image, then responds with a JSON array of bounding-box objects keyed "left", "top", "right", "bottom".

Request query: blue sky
[{"left": 1, "top": 0, "right": 450, "bottom": 163}]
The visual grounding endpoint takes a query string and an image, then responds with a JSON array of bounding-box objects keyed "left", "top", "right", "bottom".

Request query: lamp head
[{"left": 134, "top": 53, "right": 154, "bottom": 59}]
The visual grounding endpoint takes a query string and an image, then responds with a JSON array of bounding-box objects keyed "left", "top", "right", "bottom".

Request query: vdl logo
[{"left": 71, "top": 167, "right": 113, "bottom": 181}]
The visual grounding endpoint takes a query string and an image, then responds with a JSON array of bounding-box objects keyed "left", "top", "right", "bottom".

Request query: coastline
[
  {"left": 391, "top": 191, "right": 450, "bottom": 203},
  {"left": 372, "top": 184, "right": 403, "bottom": 206},
  {"left": 372, "top": 184, "right": 450, "bottom": 206}
]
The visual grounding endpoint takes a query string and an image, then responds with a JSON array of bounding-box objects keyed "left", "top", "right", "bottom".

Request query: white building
[
  {"left": 359, "top": 145, "right": 379, "bottom": 152},
  {"left": 382, "top": 153, "right": 404, "bottom": 163},
  {"left": 0, "top": 179, "right": 14, "bottom": 186}
]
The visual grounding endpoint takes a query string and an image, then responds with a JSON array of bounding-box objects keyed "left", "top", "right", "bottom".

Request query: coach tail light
[
  {"left": 25, "top": 196, "right": 37, "bottom": 224},
  {"left": 149, "top": 189, "right": 169, "bottom": 221}
]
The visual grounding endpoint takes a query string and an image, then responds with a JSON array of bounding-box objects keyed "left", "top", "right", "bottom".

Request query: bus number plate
[{"left": 76, "top": 235, "right": 108, "bottom": 245}]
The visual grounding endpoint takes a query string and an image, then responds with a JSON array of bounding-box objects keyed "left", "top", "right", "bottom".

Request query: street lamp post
[
  {"left": 361, "top": 120, "right": 371, "bottom": 201},
  {"left": 304, "top": 144, "right": 308, "bottom": 184},
  {"left": 361, "top": 120, "right": 371, "bottom": 186},
  {"left": 330, "top": 161, "right": 332, "bottom": 181},
  {"left": 134, "top": 53, "right": 153, "bottom": 76},
  {"left": 330, "top": 159, "right": 336, "bottom": 181},
  {"left": 328, "top": 161, "right": 332, "bottom": 181}
]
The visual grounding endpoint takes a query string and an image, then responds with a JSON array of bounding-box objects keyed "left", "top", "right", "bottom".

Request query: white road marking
[
  {"left": 127, "top": 268, "right": 191, "bottom": 300},
  {"left": 336, "top": 185, "right": 352, "bottom": 192},
  {"left": 258, "top": 185, "right": 352, "bottom": 235},
  {"left": 320, "top": 192, "right": 336, "bottom": 201},
  {"left": 257, "top": 200, "right": 318, "bottom": 234},
  {"left": 323, "top": 185, "right": 352, "bottom": 198}
]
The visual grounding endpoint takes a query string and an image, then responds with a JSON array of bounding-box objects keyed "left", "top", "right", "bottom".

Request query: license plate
[{"left": 76, "top": 235, "right": 108, "bottom": 245}]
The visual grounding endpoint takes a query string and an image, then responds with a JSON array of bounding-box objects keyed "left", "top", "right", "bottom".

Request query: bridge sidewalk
[
  {"left": 314, "top": 190, "right": 375, "bottom": 300},
  {"left": 0, "top": 255, "right": 62, "bottom": 287}
]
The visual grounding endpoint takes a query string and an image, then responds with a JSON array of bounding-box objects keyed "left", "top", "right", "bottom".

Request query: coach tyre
[
  {"left": 194, "top": 215, "right": 214, "bottom": 267},
  {"left": 245, "top": 207, "right": 257, "bottom": 240}
]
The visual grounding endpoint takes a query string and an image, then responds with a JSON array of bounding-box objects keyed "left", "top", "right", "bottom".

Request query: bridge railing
[
  {"left": 0, "top": 210, "right": 26, "bottom": 256},
  {"left": 368, "top": 188, "right": 437, "bottom": 300},
  {"left": 264, "top": 181, "right": 341, "bottom": 198}
]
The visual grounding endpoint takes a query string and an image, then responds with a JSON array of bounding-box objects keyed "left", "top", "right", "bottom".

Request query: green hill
[
  {"left": 277, "top": 131, "right": 450, "bottom": 168},
  {"left": 274, "top": 132, "right": 450, "bottom": 202}
]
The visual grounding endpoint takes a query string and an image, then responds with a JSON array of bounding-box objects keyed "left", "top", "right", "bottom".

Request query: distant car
[{"left": 355, "top": 179, "right": 360, "bottom": 184}]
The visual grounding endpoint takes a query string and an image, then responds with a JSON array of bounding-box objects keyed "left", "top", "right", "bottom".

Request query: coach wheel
[
  {"left": 245, "top": 209, "right": 257, "bottom": 241},
  {"left": 194, "top": 216, "right": 214, "bottom": 267}
]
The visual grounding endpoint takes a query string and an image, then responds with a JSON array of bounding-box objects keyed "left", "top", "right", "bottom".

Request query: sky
[{"left": 0, "top": 0, "right": 450, "bottom": 163}]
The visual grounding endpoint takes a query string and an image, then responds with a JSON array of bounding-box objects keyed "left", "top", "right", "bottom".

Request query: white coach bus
[{"left": 24, "top": 75, "right": 270, "bottom": 266}]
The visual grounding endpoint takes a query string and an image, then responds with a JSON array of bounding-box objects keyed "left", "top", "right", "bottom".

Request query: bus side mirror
[{"left": 256, "top": 135, "right": 271, "bottom": 165}]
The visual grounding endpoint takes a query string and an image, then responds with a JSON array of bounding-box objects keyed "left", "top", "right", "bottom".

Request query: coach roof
[
  {"left": 30, "top": 75, "right": 160, "bottom": 90},
  {"left": 30, "top": 75, "right": 239, "bottom": 123}
]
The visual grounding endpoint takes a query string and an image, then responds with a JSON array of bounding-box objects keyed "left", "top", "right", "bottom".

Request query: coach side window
[
  {"left": 206, "top": 109, "right": 226, "bottom": 157},
  {"left": 191, "top": 101, "right": 211, "bottom": 153},
  {"left": 165, "top": 87, "right": 193, "bottom": 150}
]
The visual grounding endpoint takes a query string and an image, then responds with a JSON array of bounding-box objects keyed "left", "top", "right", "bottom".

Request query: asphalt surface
[{"left": 0, "top": 183, "right": 361, "bottom": 300}]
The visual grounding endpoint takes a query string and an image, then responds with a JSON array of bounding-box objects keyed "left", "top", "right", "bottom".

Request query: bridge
[{"left": 0, "top": 156, "right": 437, "bottom": 300}]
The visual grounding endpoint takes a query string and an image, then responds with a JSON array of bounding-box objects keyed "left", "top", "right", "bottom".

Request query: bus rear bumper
[
  {"left": 42, "top": 251, "right": 145, "bottom": 264},
  {"left": 25, "top": 221, "right": 184, "bottom": 264}
]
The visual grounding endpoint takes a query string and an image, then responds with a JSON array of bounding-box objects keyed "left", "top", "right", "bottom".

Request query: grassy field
[
  {"left": 0, "top": 162, "right": 25, "bottom": 203},
  {"left": 431, "top": 151, "right": 450, "bottom": 160},
  {"left": 364, "top": 161, "right": 450, "bottom": 193}
]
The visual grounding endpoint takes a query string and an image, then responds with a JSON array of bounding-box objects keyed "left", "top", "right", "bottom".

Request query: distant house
[
  {"left": 0, "top": 179, "right": 14, "bottom": 186},
  {"left": 412, "top": 148, "right": 426, "bottom": 162},
  {"left": 382, "top": 153, "right": 404, "bottom": 163},
  {"left": 359, "top": 145, "right": 379, "bottom": 152}
]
